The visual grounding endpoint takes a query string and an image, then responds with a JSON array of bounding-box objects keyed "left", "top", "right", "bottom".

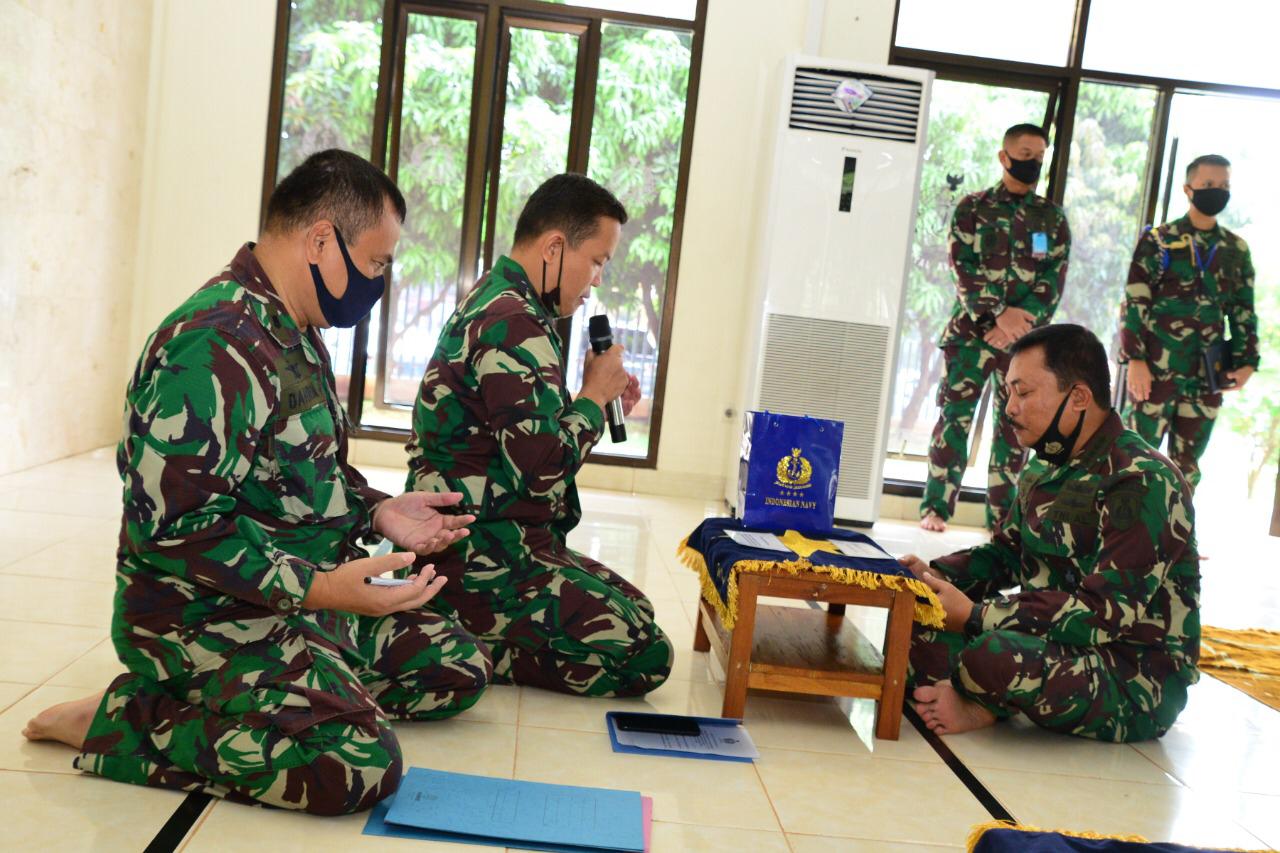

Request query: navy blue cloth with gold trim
[
  {"left": 678, "top": 518, "right": 945, "bottom": 631},
  {"left": 969, "top": 824, "right": 1260, "bottom": 852}
]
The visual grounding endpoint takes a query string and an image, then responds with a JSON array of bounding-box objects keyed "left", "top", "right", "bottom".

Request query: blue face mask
[{"left": 310, "top": 227, "right": 386, "bottom": 328}]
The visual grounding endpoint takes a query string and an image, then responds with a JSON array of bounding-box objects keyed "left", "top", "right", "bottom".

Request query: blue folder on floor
[
  {"left": 605, "top": 712, "right": 756, "bottom": 763},
  {"left": 363, "top": 768, "right": 645, "bottom": 852}
]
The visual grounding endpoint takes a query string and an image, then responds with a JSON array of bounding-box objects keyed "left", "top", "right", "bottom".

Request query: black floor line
[
  {"left": 144, "top": 790, "right": 212, "bottom": 853},
  {"left": 903, "top": 705, "right": 1015, "bottom": 822},
  {"left": 800, "top": 599, "right": 1016, "bottom": 822}
]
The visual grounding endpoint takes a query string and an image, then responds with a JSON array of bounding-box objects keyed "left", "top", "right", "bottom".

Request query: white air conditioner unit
[{"left": 727, "top": 55, "right": 933, "bottom": 525}]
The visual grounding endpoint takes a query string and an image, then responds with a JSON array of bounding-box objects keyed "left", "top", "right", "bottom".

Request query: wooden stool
[{"left": 693, "top": 568, "right": 916, "bottom": 740}]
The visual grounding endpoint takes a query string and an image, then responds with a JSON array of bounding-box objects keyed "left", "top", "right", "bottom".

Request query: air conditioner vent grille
[
  {"left": 757, "top": 314, "right": 890, "bottom": 502},
  {"left": 789, "top": 67, "right": 922, "bottom": 143}
]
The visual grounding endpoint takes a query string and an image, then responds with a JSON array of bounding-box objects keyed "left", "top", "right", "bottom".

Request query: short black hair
[
  {"left": 1004, "top": 123, "right": 1049, "bottom": 146},
  {"left": 1009, "top": 323, "right": 1111, "bottom": 406},
  {"left": 264, "top": 149, "right": 406, "bottom": 240},
  {"left": 513, "top": 173, "right": 628, "bottom": 248},
  {"left": 1186, "top": 153, "right": 1231, "bottom": 181}
]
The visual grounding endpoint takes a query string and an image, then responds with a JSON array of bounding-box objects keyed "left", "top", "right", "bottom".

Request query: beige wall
[
  {"left": 0, "top": 0, "right": 153, "bottom": 475},
  {"left": 127, "top": 0, "right": 277, "bottom": 357}
]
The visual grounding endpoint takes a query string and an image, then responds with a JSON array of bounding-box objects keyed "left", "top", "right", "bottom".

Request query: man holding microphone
[{"left": 405, "top": 173, "right": 673, "bottom": 699}]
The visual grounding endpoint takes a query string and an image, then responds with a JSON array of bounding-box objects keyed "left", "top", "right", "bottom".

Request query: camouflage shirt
[
  {"left": 115, "top": 244, "right": 387, "bottom": 681},
  {"left": 405, "top": 255, "right": 604, "bottom": 548},
  {"left": 1119, "top": 215, "right": 1258, "bottom": 386},
  {"left": 940, "top": 183, "right": 1071, "bottom": 345},
  {"left": 932, "top": 411, "right": 1200, "bottom": 679}
]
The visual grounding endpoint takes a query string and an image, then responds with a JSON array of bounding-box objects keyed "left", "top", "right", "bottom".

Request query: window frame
[
  {"left": 885, "top": 0, "right": 1280, "bottom": 501},
  {"left": 259, "top": 0, "right": 709, "bottom": 469}
]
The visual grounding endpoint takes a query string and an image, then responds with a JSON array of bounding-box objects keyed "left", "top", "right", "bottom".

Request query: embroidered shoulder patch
[
  {"left": 1045, "top": 477, "right": 1099, "bottom": 525},
  {"left": 276, "top": 347, "right": 325, "bottom": 418},
  {"left": 1106, "top": 488, "right": 1144, "bottom": 532}
]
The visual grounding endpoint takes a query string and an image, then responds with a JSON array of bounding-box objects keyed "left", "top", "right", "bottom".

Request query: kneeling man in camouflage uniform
[
  {"left": 23, "top": 150, "right": 492, "bottom": 814},
  {"left": 406, "top": 174, "right": 673, "bottom": 697},
  {"left": 903, "top": 324, "right": 1199, "bottom": 742}
]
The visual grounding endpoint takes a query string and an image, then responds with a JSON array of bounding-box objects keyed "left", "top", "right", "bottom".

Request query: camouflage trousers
[
  {"left": 1123, "top": 378, "right": 1220, "bottom": 491},
  {"left": 422, "top": 525, "right": 673, "bottom": 697},
  {"left": 909, "top": 626, "right": 1190, "bottom": 742},
  {"left": 75, "top": 608, "right": 492, "bottom": 814},
  {"left": 921, "top": 340, "right": 1025, "bottom": 529}
]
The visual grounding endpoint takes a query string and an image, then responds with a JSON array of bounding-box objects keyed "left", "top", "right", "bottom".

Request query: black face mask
[
  {"left": 1191, "top": 187, "right": 1230, "bottom": 217},
  {"left": 540, "top": 242, "right": 567, "bottom": 318},
  {"left": 1005, "top": 155, "right": 1042, "bottom": 185},
  {"left": 1030, "top": 388, "right": 1085, "bottom": 467}
]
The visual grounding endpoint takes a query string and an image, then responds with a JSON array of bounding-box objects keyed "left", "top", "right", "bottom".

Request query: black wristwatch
[{"left": 963, "top": 603, "right": 985, "bottom": 638}]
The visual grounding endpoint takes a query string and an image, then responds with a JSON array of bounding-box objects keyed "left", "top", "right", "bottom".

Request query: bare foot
[
  {"left": 22, "top": 692, "right": 103, "bottom": 750},
  {"left": 919, "top": 512, "right": 947, "bottom": 533},
  {"left": 912, "top": 683, "right": 996, "bottom": 735}
]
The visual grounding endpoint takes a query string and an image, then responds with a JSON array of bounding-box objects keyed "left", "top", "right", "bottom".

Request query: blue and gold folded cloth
[
  {"left": 677, "top": 517, "right": 944, "bottom": 630},
  {"left": 968, "top": 822, "right": 1268, "bottom": 852}
]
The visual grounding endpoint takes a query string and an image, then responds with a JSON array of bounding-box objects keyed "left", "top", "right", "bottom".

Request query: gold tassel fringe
[
  {"left": 677, "top": 537, "right": 946, "bottom": 631},
  {"left": 965, "top": 819, "right": 1268, "bottom": 852}
]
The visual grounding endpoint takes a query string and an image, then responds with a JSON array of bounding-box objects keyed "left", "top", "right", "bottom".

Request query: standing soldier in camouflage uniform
[
  {"left": 904, "top": 325, "right": 1199, "bottom": 742},
  {"left": 406, "top": 174, "right": 672, "bottom": 697},
  {"left": 1119, "top": 154, "right": 1258, "bottom": 491},
  {"left": 23, "top": 150, "right": 492, "bottom": 814},
  {"left": 921, "top": 123, "right": 1071, "bottom": 533}
]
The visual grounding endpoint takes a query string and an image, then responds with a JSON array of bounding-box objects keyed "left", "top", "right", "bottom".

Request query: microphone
[{"left": 588, "top": 314, "right": 627, "bottom": 443}]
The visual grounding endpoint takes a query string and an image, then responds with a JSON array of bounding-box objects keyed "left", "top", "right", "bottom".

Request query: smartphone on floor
[{"left": 611, "top": 713, "right": 701, "bottom": 737}]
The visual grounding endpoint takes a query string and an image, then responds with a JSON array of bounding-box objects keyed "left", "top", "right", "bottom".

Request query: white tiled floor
[{"left": 2, "top": 449, "right": 1277, "bottom": 851}]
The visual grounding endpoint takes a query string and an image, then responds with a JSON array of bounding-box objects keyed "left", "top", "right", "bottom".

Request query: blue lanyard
[{"left": 1192, "top": 241, "right": 1219, "bottom": 274}]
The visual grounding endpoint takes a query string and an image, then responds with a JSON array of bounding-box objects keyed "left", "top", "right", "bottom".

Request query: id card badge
[{"left": 1031, "top": 231, "right": 1049, "bottom": 259}]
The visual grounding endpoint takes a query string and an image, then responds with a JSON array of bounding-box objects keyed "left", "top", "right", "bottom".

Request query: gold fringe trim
[
  {"left": 677, "top": 537, "right": 946, "bottom": 631},
  {"left": 966, "top": 820, "right": 1147, "bottom": 850},
  {"left": 965, "top": 819, "right": 1269, "bottom": 852}
]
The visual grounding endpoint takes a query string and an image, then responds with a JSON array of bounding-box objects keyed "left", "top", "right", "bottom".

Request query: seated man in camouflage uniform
[
  {"left": 23, "top": 150, "right": 492, "bottom": 814},
  {"left": 902, "top": 324, "right": 1200, "bottom": 742},
  {"left": 406, "top": 174, "right": 673, "bottom": 697}
]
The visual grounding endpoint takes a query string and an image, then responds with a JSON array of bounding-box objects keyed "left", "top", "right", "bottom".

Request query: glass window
[
  {"left": 560, "top": 22, "right": 694, "bottom": 459},
  {"left": 488, "top": 25, "right": 582, "bottom": 263},
  {"left": 895, "top": 0, "right": 1076, "bottom": 67},
  {"left": 276, "top": 0, "right": 384, "bottom": 404},
  {"left": 1156, "top": 93, "right": 1280, "bottom": 538},
  {"left": 886, "top": 79, "right": 1052, "bottom": 484},
  {"left": 1057, "top": 82, "right": 1158, "bottom": 358},
  {"left": 363, "top": 13, "right": 479, "bottom": 429},
  {"left": 277, "top": 0, "right": 383, "bottom": 177},
  {"left": 549, "top": 0, "right": 696, "bottom": 19},
  {"left": 267, "top": 1, "right": 703, "bottom": 461},
  {"left": 1084, "top": 0, "right": 1280, "bottom": 90}
]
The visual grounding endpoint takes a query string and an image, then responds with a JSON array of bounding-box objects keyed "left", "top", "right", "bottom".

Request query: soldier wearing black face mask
[
  {"left": 903, "top": 324, "right": 1201, "bottom": 744},
  {"left": 921, "top": 123, "right": 1073, "bottom": 534},
  {"left": 1118, "top": 153, "right": 1259, "bottom": 492}
]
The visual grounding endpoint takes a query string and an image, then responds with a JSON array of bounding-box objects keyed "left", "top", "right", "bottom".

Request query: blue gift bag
[{"left": 737, "top": 411, "right": 843, "bottom": 533}]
